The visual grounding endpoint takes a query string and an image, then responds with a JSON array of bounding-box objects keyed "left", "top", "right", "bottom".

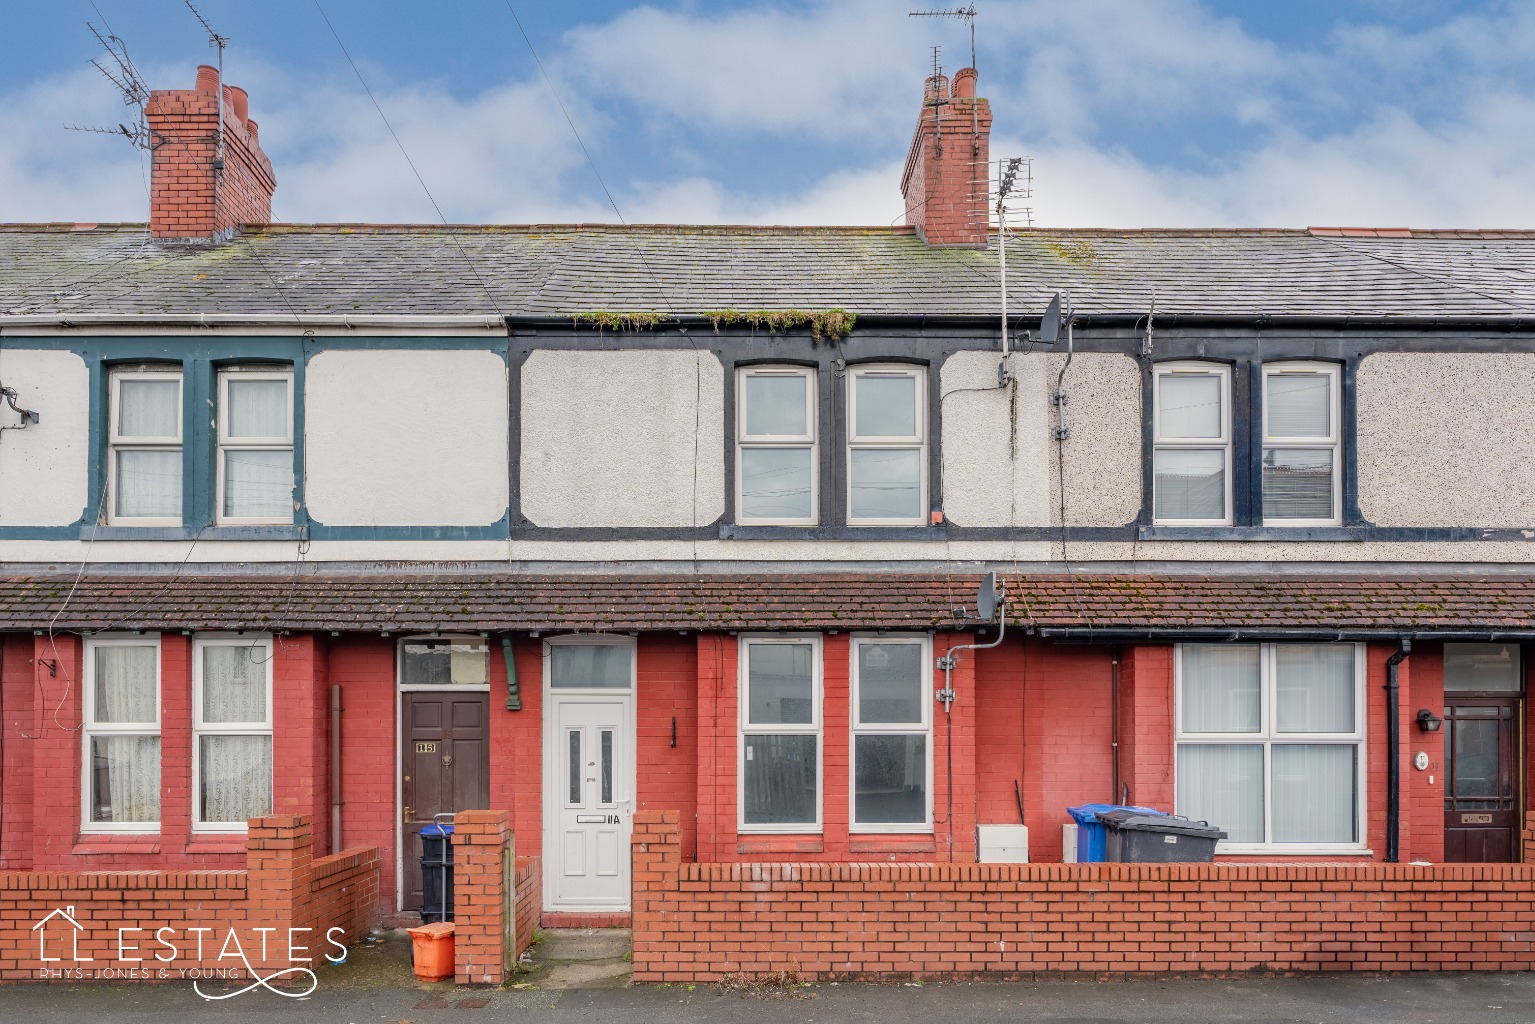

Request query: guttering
[
  {"left": 1037, "top": 627, "right": 1535, "bottom": 643},
  {"left": 503, "top": 313, "right": 1043, "bottom": 334},
  {"left": 0, "top": 313, "right": 507, "bottom": 332},
  {"left": 1385, "top": 639, "right": 1412, "bottom": 864}
]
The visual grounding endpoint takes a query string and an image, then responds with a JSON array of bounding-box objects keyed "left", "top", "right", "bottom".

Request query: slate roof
[
  {"left": 5, "top": 572, "right": 1535, "bottom": 636},
  {"left": 3, "top": 223, "right": 1535, "bottom": 321}
]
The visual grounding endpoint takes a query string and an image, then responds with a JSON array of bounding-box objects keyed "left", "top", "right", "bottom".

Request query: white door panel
[{"left": 547, "top": 697, "right": 633, "bottom": 909}]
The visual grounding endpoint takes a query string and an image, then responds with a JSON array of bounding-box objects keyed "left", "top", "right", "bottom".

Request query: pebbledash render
[{"left": 3, "top": 62, "right": 1535, "bottom": 982}]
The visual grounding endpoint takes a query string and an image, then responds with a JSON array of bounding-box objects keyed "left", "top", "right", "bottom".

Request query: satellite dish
[
  {"left": 1040, "top": 293, "right": 1062, "bottom": 345},
  {"left": 977, "top": 572, "right": 1001, "bottom": 623}
]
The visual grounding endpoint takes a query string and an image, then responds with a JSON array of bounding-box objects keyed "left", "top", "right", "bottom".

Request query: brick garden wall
[
  {"left": 0, "top": 816, "right": 378, "bottom": 983},
  {"left": 631, "top": 811, "right": 1535, "bottom": 981}
]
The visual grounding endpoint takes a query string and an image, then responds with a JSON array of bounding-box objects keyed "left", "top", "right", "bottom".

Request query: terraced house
[{"left": 3, "top": 62, "right": 1535, "bottom": 980}]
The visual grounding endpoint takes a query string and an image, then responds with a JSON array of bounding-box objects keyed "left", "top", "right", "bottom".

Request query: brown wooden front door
[
  {"left": 402, "top": 692, "right": 490, "bottom": 910},
  {"left": 1443, "top": 697, "right": 1520, "bottom": 862}
]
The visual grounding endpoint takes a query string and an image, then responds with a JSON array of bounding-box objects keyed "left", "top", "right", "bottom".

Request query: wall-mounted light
[{"left": 1416, "top": 709, "right": 1443, "bottom": 733}]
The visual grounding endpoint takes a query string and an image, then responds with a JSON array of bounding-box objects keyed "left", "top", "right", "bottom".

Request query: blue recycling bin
[
  {"left": 1067, "top": 803, "right": 1165, "bottom": 863},
  {"left": 420, "top": 822, "right": 455, "bottom": 923}
]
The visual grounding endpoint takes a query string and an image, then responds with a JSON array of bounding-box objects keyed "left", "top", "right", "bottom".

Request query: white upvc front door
[{"left": 544, "top": 694, "right": 633, "bottom": 910}]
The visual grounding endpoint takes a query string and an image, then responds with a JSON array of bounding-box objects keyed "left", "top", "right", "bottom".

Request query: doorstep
[{"left": 541, "top": 911, "right": 632, "bottom": 929}]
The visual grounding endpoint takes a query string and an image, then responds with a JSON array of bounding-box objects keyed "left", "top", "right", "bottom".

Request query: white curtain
[
  {"left": 226, "top": 379, "right": 288, "bottom": 438},
  {"left": 91, "top": 736, "right": 160, "bottom": 823},
  {"left": 200, "top": 734, "right": 272, "bottom": 824},
  {"left": 91, "top": 645, "right": 160, "bottom": 824},
  {"left": 1275, "top": 644, "right": 1355, "bottom": 732},
  {"left": 118, "top": 379, "right": 179, "bottom": 437},
  {"left": 1177, "top": 743, "right": 1263, "bottom": 842},
  {"left": 115, "top": 449, "right": 181, "bottom": 519},
  {"left": 202, "top": 644, "right": 267, "bottom": 723},
  {"left": 223, "top": 449, "right": 292, "bottom": 519},
  {"left": 94, "top": 645, "right": 157, "bottom": 723},
  {"left": 1271, "top": 744, "right": 1355, "bottom": 843},
  {"left": 1180, "top": 644, "right": 1260, "bottom": 732}
]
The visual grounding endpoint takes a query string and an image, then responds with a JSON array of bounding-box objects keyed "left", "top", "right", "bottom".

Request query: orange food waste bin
[{"left": 406, "top": 921, "right": 456, "bottom": 981}]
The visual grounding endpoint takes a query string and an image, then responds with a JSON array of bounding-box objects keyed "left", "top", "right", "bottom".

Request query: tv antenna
[
  {"left": 185, "top": 0, "right": 230, "bottom": 171},
  {"left": 65, "top": 18, "right": 158, "bottom": 150},
  {"left": 909, "top": 5, "right": 977, "bottom": 71},
  {"left": 991, "top": 157, "right": 1033, "bottom": 380}
]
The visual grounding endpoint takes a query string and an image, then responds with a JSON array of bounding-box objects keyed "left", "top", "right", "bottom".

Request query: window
[
  {"left": 1444, "top": 643, "right": 1522, "bottom": 693},
  {"left": 82, "top": 636, "right": 161, "bottom": 832},
  {"left": 193, "top": 635, "right": 273, "bottom": 831},
  {"left": 548, "top": 641, "right": 634, "bottom": 689},
  {"left": 736, "top": 366, "right": 817, "bottom": 525},
  {"left": 1175, "top": 643, "right": 1365, "bottom": 851},
  {"left": 1262, "top": 363, "right": 1340, "bottom": 525},
  {"left": 847, "top": 365, "right": 927, "bottom": 525},
  {"left": 400, "top": 636, "right": 490, "bottom": 687},
  {"left": 217, "top": 367, "right": 294, "bottom": 524},
  {"left": 108, "top": 366, "right": 183, "bottom": 525},
  {"left": 850, "top": 636, "right": 931, "bottom": 831},
  {"left": 1153, "top": 362, "right": 1231, "bottom": 525},
  {"left": 739, "top": 637, "right": 821, "bottom": 831}
]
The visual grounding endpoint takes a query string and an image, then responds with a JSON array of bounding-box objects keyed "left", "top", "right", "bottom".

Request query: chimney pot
[
  {"left": 245, "top": 119, "right": 259, "bottom": 145},
  {"left": 228, "top": 85, "right": 249, "bottom": 124},
  {"left": 952, "top": 67, "right": 977, "bottom": 99},
  {"left": 924, "top": 73, "right": 950, "bottom": 101},
  {"left": 195, "top": 64, "right": 219, "bottom": 94}
]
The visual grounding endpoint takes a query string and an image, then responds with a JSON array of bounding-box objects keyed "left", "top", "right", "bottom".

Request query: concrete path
[
  {"left": 2, "top": 972, "right": 1534, "bottom": 1023},
  {"left": 517, "top": 928, "right": 632, "bottom": 989}
]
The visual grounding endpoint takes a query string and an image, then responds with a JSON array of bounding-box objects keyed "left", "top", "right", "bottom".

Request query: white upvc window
[
  {"left": 1152, "top": 362, "right": 1232, "bottom": 526},
  {"left": 739, "top": 636, "right": 822, "bottom": 832},
  {"left": 1175, "top": 643, "right": 1366, "bottom": 853},
  {"left": 847, "top": 364, "right": 927, "bottom": 526},
  {"left": 1261, "top": 362, "right": 1341, "bottom": 526},
  {"left": 82, "top": 635, "right": 162, "bottom": 833},
  {"left": 216, "top": 366, "right": 294, "bottom": 525},
  {"left": 736, "top": 366, "right": 817, "bottom": 525},
  {"left": 192, "top": 634, "right": 274, "bottom": 832},
  {"left": 108, "top": 366, "right": 183, "bottom": 525},
  {"left": 849, "top": 635, "right": 932, "bottom": 832}
]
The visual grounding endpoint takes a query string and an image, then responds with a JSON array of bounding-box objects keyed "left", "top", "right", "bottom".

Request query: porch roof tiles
[{"left": 2, "top": 573, "right": 1534, "bottom": 637}]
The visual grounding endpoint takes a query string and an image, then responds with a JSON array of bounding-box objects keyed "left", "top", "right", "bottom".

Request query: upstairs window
[
  {"left": 82, "top": 635, "right": 161, "bottom": 832},
  {"left": 736, "top": 367, "right": 817, "bottom": 526},
  {"left": 217, "top": 367, "right": 294, "bottom": 525},
  {"left": 108, "top": 366, "right": 183, "bottom": 525},
  {"left": 847, "top": 365, "right": 927, "bottom": 526},
  {"left": 1153, "top": 362, "right": 1231, "bottom": 525},
  {"left": 1262, "top": 363, "right": 1341, "bottom": 526}
]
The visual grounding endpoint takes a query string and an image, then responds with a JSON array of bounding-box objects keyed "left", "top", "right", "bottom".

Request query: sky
[{"left": 1, "top": 0, "right": 1532, "bottom": 229}]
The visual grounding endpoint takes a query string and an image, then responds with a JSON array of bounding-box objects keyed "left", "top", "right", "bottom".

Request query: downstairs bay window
[
  {"left": 1175, "top": 642, "right": 1365, "bottom": 852},
  {"left": 82, "top": 635, "right": 162, "bottom": 832},
  {"left": 739, "top": 636, "right": 821, "bottom": 832},
  {"left": 193, "top": 635, "right": 274, "bottom": 832}
]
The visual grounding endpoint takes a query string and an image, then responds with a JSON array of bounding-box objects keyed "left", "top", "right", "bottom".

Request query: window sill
[
  {"left": 720, "top": 523, "right": 949, "bottom": 541},
  {"left": 849, "top": 835, "right": 936, "bottom": 854},
  {"left": 1217, "top": 845, "right": 1374, "bottom": 857},
  {"left": 184, "top": 835, "right": 248, "bottom": 855},
  {"left": 84, "top": 525, "right": 305, "bottom": 542},
  {"left": 1139, "top": 525, "right": 1363, "bottom": 542},
  {"left": 72, "top": 836, "right": 161, "bottom": 856},
  {"left": 737, "top": 835, "right": 824, "bottom": 855}
]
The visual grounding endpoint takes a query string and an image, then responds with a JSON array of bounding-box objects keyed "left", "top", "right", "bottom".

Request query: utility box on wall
[{"left": 977, "top": 824, "right": 1029, "bottom": 863}]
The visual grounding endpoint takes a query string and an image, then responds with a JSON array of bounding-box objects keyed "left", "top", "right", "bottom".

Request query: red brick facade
[
  {"left": 146, "top": 65, "right": 275, "bottom": 241},
  {"left": 631, "top": 810, "right": 1535, "bottom": 980},
  {"left": 0, "top": 815, "right": 377, "bottom": 983}
]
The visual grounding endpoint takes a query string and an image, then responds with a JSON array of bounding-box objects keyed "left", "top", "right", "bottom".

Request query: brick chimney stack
[
  {"left": 900, "top": 66, "right": 991, "bottom": 247},
  {"left": 145, "top": 65, "right": 276, "bottom": 242}
]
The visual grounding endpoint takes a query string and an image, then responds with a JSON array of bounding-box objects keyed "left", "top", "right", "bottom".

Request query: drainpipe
[
  {"left": 1385, "top": 638, "right": 1412, "bottom": 863},
  {"left": 329, "top": 684, "right": 343, "bottom": 856},
  {"left": 1110, "top": 646, "right": 1121, "bottom": 805},
  {"left": 501, "top": 634, "right": 522, "bottom": 710}
]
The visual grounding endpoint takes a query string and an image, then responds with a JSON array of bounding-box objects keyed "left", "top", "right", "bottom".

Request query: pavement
[{"left": 2, "top": 929, "right": 1534, "bottom": 1023}]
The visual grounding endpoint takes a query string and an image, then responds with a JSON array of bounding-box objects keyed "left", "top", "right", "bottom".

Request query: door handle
[{"left": 404, "top": 806, "right": 413, "bottom": 821}]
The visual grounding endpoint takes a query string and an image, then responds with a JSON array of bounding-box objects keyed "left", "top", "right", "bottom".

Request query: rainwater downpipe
[
  {"left": 1385, "top": 638, "right": 1412, "bottom": 863},
  {"left": 937, "top": 605, "right": 1008, "bottom": 860},
  {"left": 329, "top": 684, "right": 343, "bottom": 856},
  {"left": 501, "top": 634, "right": 522, "bottom": 711},
  {"left": 1110, "top": 646, "right": 1121, "bottom": 805}
]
